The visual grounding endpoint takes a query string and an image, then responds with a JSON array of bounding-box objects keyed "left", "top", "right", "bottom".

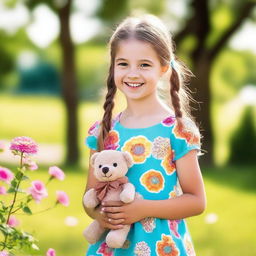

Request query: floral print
[
  {"left": 85, "top": 114, "right": 200, "bottom": 256},
  {"left": 168, "top": 220, "right": 181, "bottom": 238},
  {"left": 140, "top": 170, "right": 164, "bottom": 193},
  {"left": 97, "top": 242, "right": 114, "bottom": 256},
  {"left": 161, "top": 149, "right": 176, "bottom": 175},
  {"left": 152, "top": 137, "right": 170, "bottom": 159},
  {"left": 134, "top": 241, "right": 151, "bottom": 256},
  {"left": 122, "top": 136, "right": 152, "bottom": 163},
  {"left": 173, "top": 119, "right": 200, "bottom": 146},
  {"left": 104, "top": 130, "right": 120, "bottom": 150},
  {"left": 140, "top": 217, "right": 156, "bottom": 233},
  {"left": 156, "top": 234, "right": 180, "bottom": 256},
  {"left": 184, "top": 234, "right": 196, "bottom": 256}
]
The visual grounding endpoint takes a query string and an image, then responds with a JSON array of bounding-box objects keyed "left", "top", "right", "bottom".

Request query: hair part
[{"left": 97, "top": 14, "right": 197, "bottom": 151}]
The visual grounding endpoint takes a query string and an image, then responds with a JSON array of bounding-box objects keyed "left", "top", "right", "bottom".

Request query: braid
[
  {"left": 170, "top": 67, "right": 183, "bottom": 119},
  {"left": 97, "top": 63, "right": 117, "bottom": 151}
]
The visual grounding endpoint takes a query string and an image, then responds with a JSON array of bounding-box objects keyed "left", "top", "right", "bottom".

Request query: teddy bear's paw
[
  {"left": 120, "top": 191, "right": 133, "bottom": 203},
  {"left": 83, "top": 189, "right": 98, "bottom": 208},
  {"left": 106, "top": 232, "right": 126, "bottom": 248}
]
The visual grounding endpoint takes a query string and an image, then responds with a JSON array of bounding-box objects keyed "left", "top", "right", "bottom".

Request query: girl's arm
[
  {"left": 83, "top": 149, "right": 125, "bottom": 230},
  {"left": 102, "top": 150, "right": 206, "bottom": 223}
]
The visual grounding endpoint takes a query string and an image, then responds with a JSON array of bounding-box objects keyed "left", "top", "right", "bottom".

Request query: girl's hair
[{"left": 97, "top": 14, "right": 196, "bottom": 151}]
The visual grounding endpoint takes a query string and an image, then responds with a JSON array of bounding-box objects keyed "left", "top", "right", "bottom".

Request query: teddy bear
[{"left": 83, "top": 149, "right": 135, "bottom": 248}]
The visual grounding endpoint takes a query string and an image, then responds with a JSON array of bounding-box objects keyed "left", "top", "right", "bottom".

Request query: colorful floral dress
[{"left": 85, "top": 113, "right": 201, "bottom": 256}]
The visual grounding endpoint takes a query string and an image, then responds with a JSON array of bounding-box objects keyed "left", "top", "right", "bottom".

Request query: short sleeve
[
  {"left": 170, "top": 118, "right": 201, "bottom": 161},
  {"left": 85, "top": 121, "right": 100, "bottom": 150}
]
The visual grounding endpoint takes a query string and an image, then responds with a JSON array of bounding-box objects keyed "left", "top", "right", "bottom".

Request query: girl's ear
[
  {"left": 161, "top": 65, "right": 169, "bottom": 75},
  {"left": 122, "top": 152, "right": 133, "bottom": 168},
  {"left": 90, "top": 152, "right": 100, "bottom": 166}
]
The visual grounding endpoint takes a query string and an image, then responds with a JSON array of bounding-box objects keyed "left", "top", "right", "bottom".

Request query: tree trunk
[
  {"left": 58, "top": 0, "right": 79, "bottom": 165},
  {"left": 191, "top": 53, "right": 214, "bottom": 166}
]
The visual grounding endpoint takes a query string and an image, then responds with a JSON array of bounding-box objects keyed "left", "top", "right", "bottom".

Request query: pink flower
[
  {"left": 7, "top": 215, "right": 19, "bottom": 227},
  {"left": 162, "top": 116, "right": 176, "bottom": 126},
  {"left": 0, "top": 141, "right": 5, "bottom": 152},
  {"left": 56, "top": 191, "right": 69, "bottom": 206},
  {"left": 10, "top": 136, "right": 38, "bottom": 155},
  {"left": 0, "top": 167, "right": 14, "bottom": 184},
  {"left": 23, "top": 158, "right": 38, "bottom": 171},
  {"left": 46, "top": 248, "right": 56, "bottom": 256},
  {"left": 0, "top": 186, "right": 7, "bottom": 195},
  {"left": 0, "top": 250, "right": 9, "bottom": 256},
  {"left": 28, "top": 180, "right": 48, "bottom": 203},
  {"left": 49, "top": 166, "right": 65, "bottom": 181}
]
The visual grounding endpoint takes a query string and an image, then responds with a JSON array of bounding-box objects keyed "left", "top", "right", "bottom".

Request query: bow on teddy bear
[{"left": 83, "top": 150, "right": 135, "bottom": 248}]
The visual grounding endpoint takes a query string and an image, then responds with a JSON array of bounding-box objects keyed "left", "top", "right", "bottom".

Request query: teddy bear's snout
[{"left": 102, "top": 166, "right": 109, "bottom": 174}]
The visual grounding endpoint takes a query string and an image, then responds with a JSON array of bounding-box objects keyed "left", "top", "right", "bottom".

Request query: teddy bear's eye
[
  {"left": 99, "top": 165, "right": 102, "bottom": 168},
  {"left": 113, "top": 163, "right": 117, "bottom": 167}
]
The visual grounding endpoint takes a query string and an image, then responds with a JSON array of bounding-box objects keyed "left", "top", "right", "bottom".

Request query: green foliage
[{"left": 228, "top": 106, "right": 256, "bottom": 164}]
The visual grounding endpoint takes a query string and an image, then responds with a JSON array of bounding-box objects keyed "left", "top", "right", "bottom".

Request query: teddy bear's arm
[
  {"left": 83, "top": 188, "right": 99, "bottom": 208},
  {"left": 120, "top": 183, "right": 135, "bottom": 203}
]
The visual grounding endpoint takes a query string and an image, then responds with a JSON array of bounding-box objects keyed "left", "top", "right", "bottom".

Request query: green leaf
[
  {"left": 23, "top": 206, "right": 32, "bottom": 215},
  {"left": 15, "top": 171, "right": 23, "bottom": 180},
  {"left": 7, "top": 187, "right": 16, "bottom": 193}
]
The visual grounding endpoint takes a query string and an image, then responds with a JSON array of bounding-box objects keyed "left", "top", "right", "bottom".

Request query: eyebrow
[{"left": 115, "top": 58, "right": 153, "bottom": 64}]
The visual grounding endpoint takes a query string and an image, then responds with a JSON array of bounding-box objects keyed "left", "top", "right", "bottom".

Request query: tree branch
[{"left": 209, "top": 2, "right": 256, "bottom": 59}]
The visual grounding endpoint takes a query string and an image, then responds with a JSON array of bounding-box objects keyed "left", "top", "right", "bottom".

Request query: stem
[{"left": 1, "top": 152, "right": 24, "bottom": 250}]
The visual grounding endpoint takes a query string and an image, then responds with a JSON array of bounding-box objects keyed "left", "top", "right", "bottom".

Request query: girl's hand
[
  {"left": 101, "top": 198, "right": 145, "bottom": 225},
  {"left": 94, "top": 205, "right": 125, "bottom": 230}
]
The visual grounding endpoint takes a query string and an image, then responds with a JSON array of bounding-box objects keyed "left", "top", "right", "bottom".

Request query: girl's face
[{"left": 114, "top": 39, "right": 167, "bottom": 101}]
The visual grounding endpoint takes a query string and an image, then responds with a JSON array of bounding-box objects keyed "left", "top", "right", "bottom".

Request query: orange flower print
[
  {"left": 134, "top": 241, "right": 151, "bottom": 256},
  {"left": 104, "top": 130, "right": 120, "bottom": 150},
  {"left": 122, "top": 136, "right": 152, "bottom": 163},
  {"left": 169, "top": 183, "right": 183, "bottom": 198},
  {"left": 161, "top": 149, "right": 176, "bottom": 175},
  {"left": 173, "top": 119, "right": 200, "bottom": 145},
  {"left": 156, "top": 234, "right": 180, "bottom": 256},
  {"left": 97, "top": 242, "right": 114, "bottom": 256},
  {"left": 184, "top": 234, "right": 196, "bottom": 256},
  {"left": 152, "top": 137, "right": 170, "bottom": 159},
  {"left": 140, "top": 170, "right": 164, "bottom": 193}
]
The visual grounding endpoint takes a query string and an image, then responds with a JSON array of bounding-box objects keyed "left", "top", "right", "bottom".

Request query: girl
[{"left": 84, "top": 14, "right": 206, "bottom": 256}]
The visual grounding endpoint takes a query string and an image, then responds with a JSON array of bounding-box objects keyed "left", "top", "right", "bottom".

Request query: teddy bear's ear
[
  {"left": 90, "top": 152, "right": 100, "bottom": 166},
  {"left": 122, "top": 152, "right": 133, "bottom": 168}
]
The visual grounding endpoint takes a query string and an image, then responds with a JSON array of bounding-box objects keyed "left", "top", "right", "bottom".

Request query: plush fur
[{"left": 83, "top": 150, "right": 135, "bottom": 248}]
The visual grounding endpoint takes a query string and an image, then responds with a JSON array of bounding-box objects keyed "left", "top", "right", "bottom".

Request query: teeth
[{"left": 126, "top": 82, "right": 143, "bottom": 88}]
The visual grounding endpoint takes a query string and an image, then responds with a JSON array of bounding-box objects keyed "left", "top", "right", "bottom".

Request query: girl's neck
[{"left": 123, "top": 95, "right": 172, "bottom": 119}]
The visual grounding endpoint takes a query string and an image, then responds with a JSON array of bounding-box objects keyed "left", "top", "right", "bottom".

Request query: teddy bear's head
[{"left": 91, "top": 150, "right": 133, "bottom": 181}]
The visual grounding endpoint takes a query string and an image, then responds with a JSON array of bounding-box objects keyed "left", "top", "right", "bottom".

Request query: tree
[
  {"left": 174, "top": 0, "right": 256, "bottom": 165},
  {"left": 26, "top": 0, "right": 79, "bottom": 165}
]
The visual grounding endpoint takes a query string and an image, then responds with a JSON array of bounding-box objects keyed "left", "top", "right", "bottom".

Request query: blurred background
[{"left": 0, "top": 0, "right": 256, "bottom": 255}]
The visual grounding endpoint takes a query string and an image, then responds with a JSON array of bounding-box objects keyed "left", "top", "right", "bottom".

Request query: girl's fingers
[
  {"left": 102, "top": 206, "right": 122, "bottom": 213},
  {"left": 102, "top": 201, "right": 124, "bottom": 207},
  {"left": 107, "top": 218, "right": 125, "bottom": 225},
  {"left": 106, "top": 212, "right": 123, "bottom": 220}
]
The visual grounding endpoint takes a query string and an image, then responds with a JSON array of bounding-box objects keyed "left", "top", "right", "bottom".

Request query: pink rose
[
  {"left": 23, "top": 158, "right": 38, "bottom": 171},
  {"left": 28, "top": 180, "right": 48, "bottom": 203},
  {"left": 0, "top": 167, "right": 14, "bottom": 184},
  {"left": 10, "top": 136, "right": 38, "bottom": 155},
  {"left": 0, "top": 186, "right": 7, "bottom": 195},
  {"left": 56, "top": 191, "right": 69, "bottom": 206},
  {"left": 46, "top": 248, "right": 56, "bottom": 256},
  {"left": 7, "top": 215, "right": 19, "bottom": 227},
  {"left": 49, "top": 166, "right": 65, "bottom": 181}
]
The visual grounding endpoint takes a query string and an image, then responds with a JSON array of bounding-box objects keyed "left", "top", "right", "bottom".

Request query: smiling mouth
[
  {"left": 102, "top": 174, "right": 112, "bottom": 178},
  {"left": 124, "top": 82, "right": 144, "bottom": 88}
]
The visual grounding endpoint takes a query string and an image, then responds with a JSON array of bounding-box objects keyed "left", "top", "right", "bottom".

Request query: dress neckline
[{"left": 115, "top": 112, "right": 176, "bottom": 130}]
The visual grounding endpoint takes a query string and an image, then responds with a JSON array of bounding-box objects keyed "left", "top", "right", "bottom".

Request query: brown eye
[
  {"left": 99, "top": 165, "right": 102, "bottom": 168},
  {"left": 113, "top": 163, "right": 117, "bottom": 167}
]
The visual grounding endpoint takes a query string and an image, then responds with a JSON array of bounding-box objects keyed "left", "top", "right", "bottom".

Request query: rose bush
[{"left": 0, "top": 137, "right": 69, "bottom": 256}]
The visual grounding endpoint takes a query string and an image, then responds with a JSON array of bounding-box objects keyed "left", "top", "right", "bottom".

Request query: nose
[
  {"left": 127, "top": 67, "right": 140, "bottom": 80},
  {"left": 102, "top": 167, "right": 109, "bottom": 174}
]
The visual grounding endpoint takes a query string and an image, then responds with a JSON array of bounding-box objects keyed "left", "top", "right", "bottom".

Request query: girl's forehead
[{"left": 115, "top": 39, "right": 159, "bottom": 61}]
